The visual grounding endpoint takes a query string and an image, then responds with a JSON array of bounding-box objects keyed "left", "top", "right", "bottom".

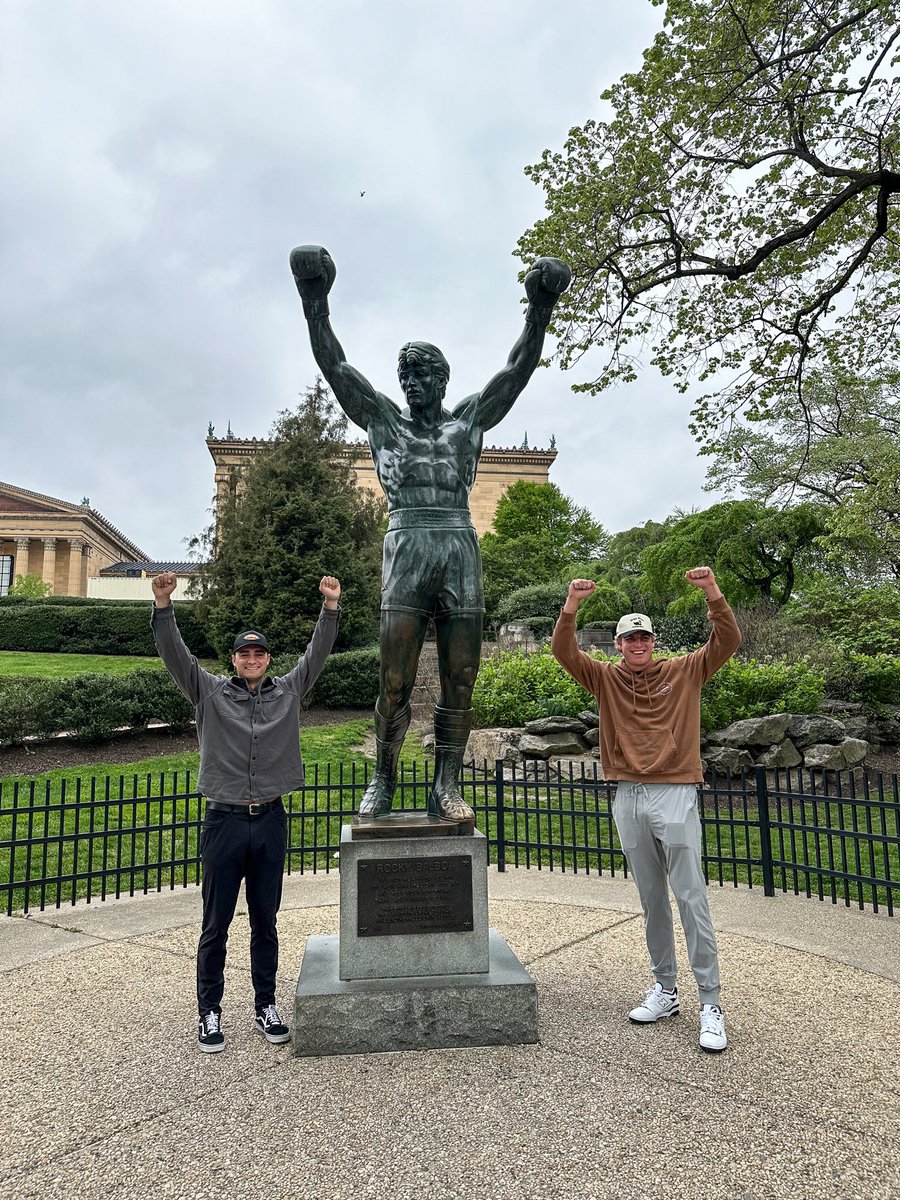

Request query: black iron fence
[{"left": 1, "top": 762, "right": 898, "bottom": 916}]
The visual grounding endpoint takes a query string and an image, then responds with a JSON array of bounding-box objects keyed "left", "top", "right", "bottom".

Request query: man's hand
[
  {"left": 684, "top": 566, "right": 722, "bottom": 600},
  {"left": 524, "top": 257, "right": 571, "bottom": 326},
  {"left": 563, "top": 578, "right": 596, "bottom": 613},
  {"left": 319, "top": 575, "right": 341, "bottom": 609},
  {"left": 152, "top": 572, "right": 177, "bottom": 607},
  {"left": 290, "top": 245, "right": 337, "bottom": 319}
]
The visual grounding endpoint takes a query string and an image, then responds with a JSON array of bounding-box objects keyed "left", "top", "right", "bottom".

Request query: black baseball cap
[{"left": 232, "top": 630, "right": 270, "bottom": 652}]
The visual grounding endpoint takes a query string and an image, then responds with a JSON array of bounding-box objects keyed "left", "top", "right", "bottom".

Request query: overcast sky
[{"left": 2, "top": 0, "right": 724, "bottom": 560}]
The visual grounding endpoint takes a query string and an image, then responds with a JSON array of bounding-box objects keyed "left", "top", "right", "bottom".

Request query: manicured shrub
[
  {"left": 495, "top": 584, "right": 568, "bottom": 625},
  {"left": 700, "top": 657, "right": 825, "bottom": 731},
  {"left": 654, "top": 611, "right": 709, "bottom": 651},
  {"left": 269, "top": 645, "right": 381, "bottom": 708},
  {"left": 0, "top": 669, "right": 196, "bottom": 745},
  {"left": 0, "top": 601, "right": 213, "bottom": 657},
  {"left": 472, "top": 646, "right": 594, "bottom": 727}
]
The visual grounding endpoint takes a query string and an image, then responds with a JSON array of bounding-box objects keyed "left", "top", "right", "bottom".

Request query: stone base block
[{"left": 294, "top": 929, "right": 538, "bottom": 1057}]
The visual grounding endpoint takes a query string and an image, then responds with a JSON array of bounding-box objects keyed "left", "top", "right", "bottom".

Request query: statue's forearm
[{"left": 308, "top": 317, "right": 348, "bottom": 386}]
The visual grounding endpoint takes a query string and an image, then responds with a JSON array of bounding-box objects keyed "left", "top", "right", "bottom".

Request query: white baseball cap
[{"left": 615, "top": 613, "right": 654, "bottom": 638}]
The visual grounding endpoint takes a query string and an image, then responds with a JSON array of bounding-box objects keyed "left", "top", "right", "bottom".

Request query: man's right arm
[
  {"left": 150, "top": 573, "right": 217, "bottom": 706},
  {"left": 551, "top": 579, "right": 604, "bottom": 695},
  {"left": 290, "top": 244, "right": 392, "bottom": 432}
]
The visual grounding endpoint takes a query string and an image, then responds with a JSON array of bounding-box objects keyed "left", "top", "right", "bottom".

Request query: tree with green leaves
[
  {"left": 191, "top": 382, "right": 385, "bottom": 657},
  {"left": 479, "top": 481, "right": 607, "bottom": 615},
  {"left": 8, "top": 573, "right": 52, "bottom": 598},
  {"left": 706, "top": 368, "right": 900, "bottom": 578},
  {"left": 518, "top": 1, "right": 900, "bottom": 448},
  {"left": 638, "top": 500, "right": 826, "bottom": 610}
]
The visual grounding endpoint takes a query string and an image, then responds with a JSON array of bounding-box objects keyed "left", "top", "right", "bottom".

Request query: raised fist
[
  {"left": 152, "top": 572, "right": 177, "bottom": 606},
  {"left": 566, "top": 578, "right": 596, "bottom": 607},
  {"left": 290, "top": 245, "right": 336, "bottom": 318},
  {"left": 524, "top": 257, "right": 572, "bottom": 310}
]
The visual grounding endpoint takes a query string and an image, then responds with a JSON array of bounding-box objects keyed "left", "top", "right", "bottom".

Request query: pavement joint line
[
  {"left": 711, "top": 924, "right": 900, "bottom": 986},
  {"left": 522, "top": 912, "right": 641, "bottom": 968},
  {"left": 0, "top": 1060, "right": 291, "bottom": 1188}
]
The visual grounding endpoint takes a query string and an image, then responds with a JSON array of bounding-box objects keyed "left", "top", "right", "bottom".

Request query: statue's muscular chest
[{"left": 369, "top": 414, "right": 481, "bottom": 496}]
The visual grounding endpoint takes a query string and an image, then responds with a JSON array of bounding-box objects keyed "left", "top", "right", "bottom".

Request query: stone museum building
[
  {"left": 0, "top": 481, "right": 148, "bottom": 597},
  {"left": 206, "top": 432, "right": 558, "bottom": 536}
]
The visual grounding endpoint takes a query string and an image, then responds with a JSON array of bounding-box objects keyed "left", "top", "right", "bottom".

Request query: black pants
[{"left": 197, "top": 802, "right": 287, "bottom": 1015}]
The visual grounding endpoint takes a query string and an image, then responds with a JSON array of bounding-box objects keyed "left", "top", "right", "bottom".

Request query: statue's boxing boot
[
  {"left": 358, "top": 702, "right": 411, "bottom": 817},
  {"left": 429, "top": 705, "right": 475, "bottom": 822}
]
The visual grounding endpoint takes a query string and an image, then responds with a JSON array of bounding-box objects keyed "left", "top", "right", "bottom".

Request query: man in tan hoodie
[{"left": 551, "top": 567, "right": 741, "bottom": 1052}]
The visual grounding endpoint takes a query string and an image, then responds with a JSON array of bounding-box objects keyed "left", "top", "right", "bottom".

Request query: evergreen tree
[{"left": 192, "top": 382, "right": 384, "bottom": 659}]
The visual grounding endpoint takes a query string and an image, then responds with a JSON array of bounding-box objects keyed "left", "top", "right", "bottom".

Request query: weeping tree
[{"left": 190, "top": 382, "right": 385, "bottom": 659}]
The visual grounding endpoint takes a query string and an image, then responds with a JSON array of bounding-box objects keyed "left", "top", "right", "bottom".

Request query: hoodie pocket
[{"left": 613, "top": 728, "right": 678, "bottom": 774}]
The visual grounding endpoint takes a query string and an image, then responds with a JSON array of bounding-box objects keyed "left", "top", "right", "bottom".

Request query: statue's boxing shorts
[{"left": 381, "top": 508, "right": 484, "bottom": 618}]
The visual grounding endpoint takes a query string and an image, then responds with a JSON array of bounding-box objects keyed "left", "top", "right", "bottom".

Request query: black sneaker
[
  {"left": 198, "top": 1010, "right": 225, "bottom": 1053},
  {"left": 254, "top": 1004, "right": 291, "bottom": 1044}
]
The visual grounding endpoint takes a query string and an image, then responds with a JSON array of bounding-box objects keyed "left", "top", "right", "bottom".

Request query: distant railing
[{"left": 1, "top": 763, "right": 897, "bottom": 916}]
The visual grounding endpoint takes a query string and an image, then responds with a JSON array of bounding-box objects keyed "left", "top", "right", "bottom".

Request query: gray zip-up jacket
[{"left": 151, "top": 602, "right": 340, "bottom": 804}]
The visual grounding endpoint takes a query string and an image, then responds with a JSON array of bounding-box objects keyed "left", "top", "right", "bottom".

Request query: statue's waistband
[{"left": 387, "top": 508, "right": 474, "bottom": 531}]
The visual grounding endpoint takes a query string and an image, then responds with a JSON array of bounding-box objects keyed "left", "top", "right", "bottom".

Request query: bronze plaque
[{"left": 357, "top": 855, "right": 473, "bottom": 936}]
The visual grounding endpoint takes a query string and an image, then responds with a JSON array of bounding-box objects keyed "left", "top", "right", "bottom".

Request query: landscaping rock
[
  {"left": 840, "top": 737, "right": 869, "bottom": 766},
  {"left": 577, "top": 711, "right": 599, "bottom": 728},
  {"left": 839, "top": 715, "right": 873, "bottom": 741},
  {"left": 803, "top": 742, "right": 847, "bottom": 770},
  {"left": 755, "top": 740, "right": 802, "bottom": 769},
  {"left": 465, "top": 728, "right": 519, "bottom": 765},
  {"left": 785, "top": 715, "right": 847, "bottom": 748},
  {"left": 519, "top": 732, "right": 588, "bottom": 759},
  {"left": 581, "top": 726, "right": 600, "bottom": 748},
  {"left": 703, "top": 746, "right": 754, "bottom": 775},
  {"left": 819, "top": 700, "right": 866, "bottom": 716},
  {"left": 711, "top": 715, "right": 792, "bottom": 748},
  {"left": 523, "top": 716, "right": 590, "bottom": 735}
]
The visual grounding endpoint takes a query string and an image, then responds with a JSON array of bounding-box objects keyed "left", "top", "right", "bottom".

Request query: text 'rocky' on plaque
[{"left": 357, "top": 856, "right": 474, "bottom": 937}]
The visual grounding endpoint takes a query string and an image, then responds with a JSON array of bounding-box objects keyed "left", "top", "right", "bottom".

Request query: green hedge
[
  {"left": 496, "top": 584, "right": 567, "bottom": 624},
  {"left": 700, "top": 657, "right": 825, "bottom": 731},
  {"left": 0, "top": 601, "right": 213, "bottom": 657},
  {"left": 0, "top": 669, "right": 195, "bottom": 745},
  {"left": 472, "top": 647, "right": 593, "bottom": 727},
  {"left": 269, "top": 645, "right": 381, "bottom": 709}
]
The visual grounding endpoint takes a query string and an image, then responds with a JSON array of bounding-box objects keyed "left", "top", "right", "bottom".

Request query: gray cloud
[{"left": 2, "top": 0, "right": 722, "bottom": 556}]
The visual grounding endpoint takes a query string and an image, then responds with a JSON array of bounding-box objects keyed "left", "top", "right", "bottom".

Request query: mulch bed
[{"left": 0, "top": 707, "right": 373, "bottom": 778}]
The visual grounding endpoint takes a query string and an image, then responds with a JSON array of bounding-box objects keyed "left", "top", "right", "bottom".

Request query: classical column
[
  {"left": 41, "top": 538, "right": 57, "bottom": 593},
  {"left": 14, "top": 538, "right": 30, "bottom": 577},
  {"left": 67, "top": 538, "right": 85, "bottom": 596}
]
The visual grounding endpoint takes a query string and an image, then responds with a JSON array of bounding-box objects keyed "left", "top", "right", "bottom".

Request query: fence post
[
  {"left": 755, "top": 765, "right": 775, "bottom": 897},
  {"left": 495, "top": 759, "right": 506, "bottom": 873}
]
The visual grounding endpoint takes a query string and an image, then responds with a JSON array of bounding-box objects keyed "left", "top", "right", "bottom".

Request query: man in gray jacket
[{"left": 151, "top": 571, "right": 341, "bottom": 1052}]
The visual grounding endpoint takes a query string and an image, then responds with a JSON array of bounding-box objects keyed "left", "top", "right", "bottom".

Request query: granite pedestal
[{"left": 293, "top": 822, "right": 538, "bottom": 1056}]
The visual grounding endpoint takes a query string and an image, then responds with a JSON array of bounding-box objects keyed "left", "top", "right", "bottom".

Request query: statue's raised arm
[
  {"left": 466, "top": 257, "right": 571, "bottom": 432},
  {"left": 290, "top": 245, "right": 390, "bottom": 432}
]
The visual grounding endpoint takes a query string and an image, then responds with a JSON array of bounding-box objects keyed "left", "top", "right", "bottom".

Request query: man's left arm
[
  {"left": 683, "top": 567, "right": 742, "bottom": 682},
  {"left": 465, "top": 258, "right": 571, "bottom": 431},
  {"left": 280, "top": 577, "right": 342, "bottom": 698}
]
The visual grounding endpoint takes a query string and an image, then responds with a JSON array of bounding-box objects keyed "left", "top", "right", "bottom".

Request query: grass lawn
[{"left": 0, "top": 651, "right": 189, "bottom": 678}]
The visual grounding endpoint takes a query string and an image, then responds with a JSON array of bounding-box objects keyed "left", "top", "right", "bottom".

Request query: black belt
[{"left": 205, "top": 800, "right": 281, "bottom": 816}]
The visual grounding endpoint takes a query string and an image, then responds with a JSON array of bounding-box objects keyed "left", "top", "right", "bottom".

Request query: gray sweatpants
[{"left": 613, "top": 782, "right": 721, "bottom": 1006}]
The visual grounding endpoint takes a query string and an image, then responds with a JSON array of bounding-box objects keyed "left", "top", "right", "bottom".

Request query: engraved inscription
[{"left": 357, "top": 855, "right": 473, "bottom": 936}]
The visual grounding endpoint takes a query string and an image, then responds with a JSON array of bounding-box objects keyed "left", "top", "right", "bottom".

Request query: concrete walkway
[{"left": 1, "top": 869, "right": 898, "bottom": 1200}]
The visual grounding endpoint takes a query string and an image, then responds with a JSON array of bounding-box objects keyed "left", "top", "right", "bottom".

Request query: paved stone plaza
[{"left": 1, "top": 869, "right": 898, "bottom": 1200}]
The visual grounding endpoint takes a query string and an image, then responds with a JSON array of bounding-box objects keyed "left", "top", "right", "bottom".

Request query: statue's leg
[
  {"left": 428, "top": 612, "right": 482, "bottom": 821},
  {"left": 358, "top": 609, "right": 428, "bottom": 817}
]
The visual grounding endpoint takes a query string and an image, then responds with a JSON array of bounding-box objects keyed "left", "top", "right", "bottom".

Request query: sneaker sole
[
  {"left": 198, "top": 1040, "right": 226, "bottom": 1053},
  {"left": 254, "top": 1025, "right": 292, "bottom": 1044},
  {"left": 629, "top": 1009, "right": 680, "bottom": 1024},
  {"left": 699, "top": 1040, "right": 727, "bottom": 1053}
]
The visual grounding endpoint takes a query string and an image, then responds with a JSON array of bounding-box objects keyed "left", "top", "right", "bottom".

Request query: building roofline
[{"left": 0, "top": 480, "right": 149, "bottom": 560}]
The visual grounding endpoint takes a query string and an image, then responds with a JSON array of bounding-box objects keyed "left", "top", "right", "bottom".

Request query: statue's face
[{"left": 401, "top": 357, "right": 441, "bottom": 416}]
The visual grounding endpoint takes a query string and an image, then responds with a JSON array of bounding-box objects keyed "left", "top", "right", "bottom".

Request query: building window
[{"left": 0, "top": 556, "right": 12, "bottom": 596}]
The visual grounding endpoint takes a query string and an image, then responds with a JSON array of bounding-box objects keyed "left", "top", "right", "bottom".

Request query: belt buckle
[{"left": 248, "top": 803, "right": 263, "bottom": 816}]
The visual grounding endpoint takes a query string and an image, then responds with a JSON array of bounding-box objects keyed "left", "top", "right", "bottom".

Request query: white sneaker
[
  {"left": 628, "top": 983, "right": 680, "bottom": 1024},
  {"left": 699, "top": 1004, "right": 727, "bottom": 1052}
]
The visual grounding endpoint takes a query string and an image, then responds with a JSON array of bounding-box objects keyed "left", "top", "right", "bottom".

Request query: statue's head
[{"left": 397, "top": 342, "right": 450, "bottom": 412}]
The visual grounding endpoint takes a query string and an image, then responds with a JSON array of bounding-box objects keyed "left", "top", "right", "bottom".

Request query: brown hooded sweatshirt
[{"left": 551, "top": 597, "right": 741, "bottom": 784}]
